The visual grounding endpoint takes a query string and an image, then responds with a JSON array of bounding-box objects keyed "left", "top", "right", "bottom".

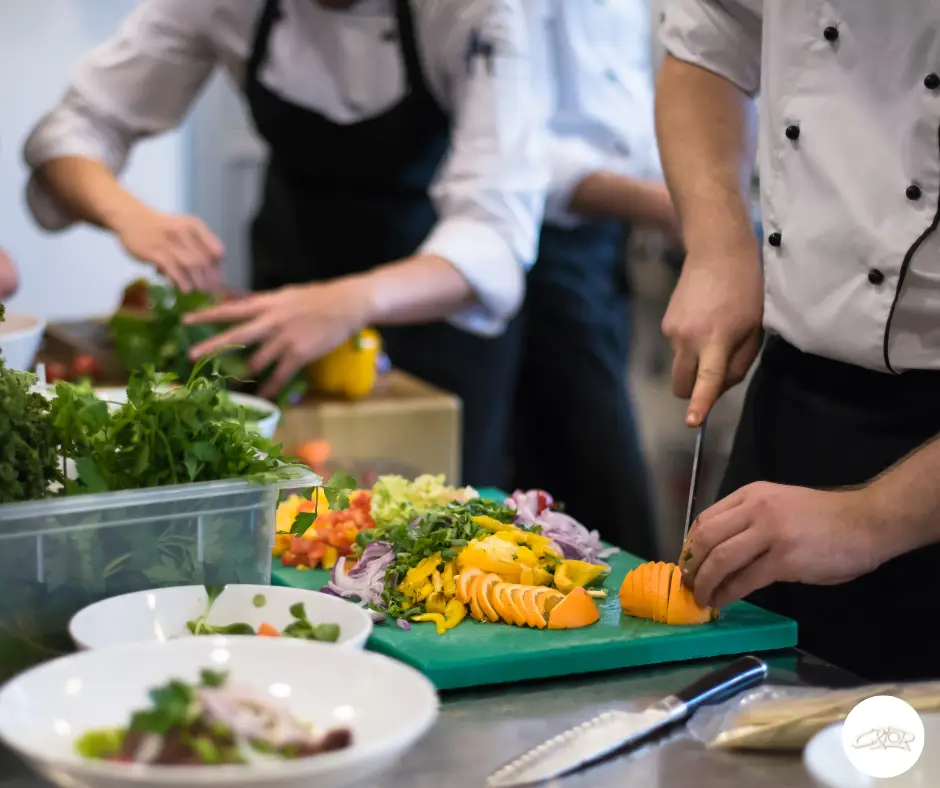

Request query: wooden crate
[{"left": 276, "top": 371, "right": 461, "bottom": 483}]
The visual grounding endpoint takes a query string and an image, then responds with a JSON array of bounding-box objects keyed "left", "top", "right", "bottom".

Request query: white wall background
[{"left": 0, "top": 0, "right": 187, "bottom": 320}]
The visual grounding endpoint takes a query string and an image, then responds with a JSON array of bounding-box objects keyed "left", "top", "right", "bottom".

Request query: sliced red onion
[
  {"left": 325, "top": 540, "right": 394, "bottom": 614},
  {"left": 369, "top": 610, "right": 386, "bottom": 624},
  {"left": 396, "top": 618, "right": 412, "bottom": 631},
  {"left": 507, "top": 491, "right": 619, "bottom": 566},
  {"left": 132, "top": 734, "right": 163, "bottom": 764}
]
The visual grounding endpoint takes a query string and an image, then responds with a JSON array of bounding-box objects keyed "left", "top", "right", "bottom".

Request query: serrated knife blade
[{"left": 486, "top": 656, "right": 768, "bottom": 787}]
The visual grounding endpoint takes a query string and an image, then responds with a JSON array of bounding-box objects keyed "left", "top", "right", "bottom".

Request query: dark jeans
[
  {"left": 719, "top": 336, "right": 940, "bottom": 680},
  {"left": 511, "top": 221, "right": 657, "bottom": 560}
]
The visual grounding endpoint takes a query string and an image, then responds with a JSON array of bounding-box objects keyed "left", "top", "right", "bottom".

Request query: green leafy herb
[
  {"left": 281, "top": 603, "right": 341, "bottom": 642},
  {"left": 252, "top": 594, "right": 267, "bottom": 608},
  {"left": 130, "top": 679, "right": 197, "bottom": 735},
  {"left": 322, "top": 471, "right": 356, "bottom": 511},
  {"left": 683, "top": 551, "right": 693, "bottom": 562},
  {"left": 374, "top": 498, "right": 520, "bottom": 618},
  {"left": 200, "top": 669, "right": 227, "bottom": 688},
  {"left": 0, "top": 303, "right": 63, "bottom": 503},
  {"left": 109, "top": 283, "right": 306, "bottom": 405}
]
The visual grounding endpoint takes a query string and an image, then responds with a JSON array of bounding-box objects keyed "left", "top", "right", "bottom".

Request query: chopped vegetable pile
[
  {"left": 75, "top": 669, "right": 352, "bottom": 765},
  {"left": 275, "top": 478, "right": 623, "bottom": 634},
  {"left": 185, "top": 585, "right": 341, "bottom": 642}
]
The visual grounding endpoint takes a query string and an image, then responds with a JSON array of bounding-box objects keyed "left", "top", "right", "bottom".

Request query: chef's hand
[
  {"left": 112, "top": 208, "right": 224, "bottom": 293},
  {"left": 0, "top": 248, "right": 20, "bottom": 300},
  {"left": 661, "top": 247, "right": 763, "bottom": 426},
  {"left": 679, "top": 482, "right": 884, "bottom": 609},
  {"left": 184, "top": 278, "right": 371, "bottom": 399}
]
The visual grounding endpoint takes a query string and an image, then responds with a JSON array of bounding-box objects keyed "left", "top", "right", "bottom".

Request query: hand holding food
[
  {"left": 112, "top": 208, "right": 224, "bottom": 293},
  {"left": 679, "top": 481, "right": 881, "bottom": 609},
  {"left": 661, "top": 247, "right": 764, "bottom": 426},
  {"left": 184, "top": 278, "right": 373, "bottom": 399}
]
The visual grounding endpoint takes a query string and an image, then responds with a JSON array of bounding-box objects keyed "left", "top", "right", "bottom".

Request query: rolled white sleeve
[
  {"left": 422, "top": 0, "right": 549, "bottom": 336},
  {"left": 660, "top": 0, "right": 763, "bottom": 97},
  {"left": 23, "top": 0, "right": 218, "bottom": 230}
]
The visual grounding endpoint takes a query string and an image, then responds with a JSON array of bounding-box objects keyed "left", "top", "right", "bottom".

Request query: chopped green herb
[{"left": 252, "top": 594, "right": 267, "bottom": 609}]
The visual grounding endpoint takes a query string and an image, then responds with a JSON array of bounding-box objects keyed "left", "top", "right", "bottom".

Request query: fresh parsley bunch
[
  {"left": 48, "top": 357, "right": 299, "bottom": 494},
  {"left": 0, "top": 303, "right": 63, "bottom": 503}
]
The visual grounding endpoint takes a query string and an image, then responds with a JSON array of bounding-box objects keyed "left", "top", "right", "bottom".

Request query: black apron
[
  {"left": 511, "top": 221, "right": 658, "bottom": 559},
  {"left": 244, "top": 0, "right": 525, "bottom": 488},
  {"left": 720, "top": 336, "right": 940, "bottom": 680}
]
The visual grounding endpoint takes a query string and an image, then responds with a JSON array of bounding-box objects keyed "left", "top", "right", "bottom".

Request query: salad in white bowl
[{"left": 0, "top": 637, "right": 438, "bottom": 788}]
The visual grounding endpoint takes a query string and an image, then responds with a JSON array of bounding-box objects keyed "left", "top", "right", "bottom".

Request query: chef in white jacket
[
  {"left": 657, "top": 0, "right": 940, "bottom": 680},
  {"left": 22, "top": 0, "right": 546, "bottom": 489},
  {"left": 515, "top": 0, "right": 677, "bottom": 558}
]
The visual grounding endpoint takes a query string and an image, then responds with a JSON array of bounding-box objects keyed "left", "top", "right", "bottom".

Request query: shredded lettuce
[{"left": 369, "top": 474, "right": 477, "bottom": 529}]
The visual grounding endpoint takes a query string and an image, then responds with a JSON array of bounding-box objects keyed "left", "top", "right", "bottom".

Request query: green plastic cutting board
[{"left": 273, "top": 487, "right": 797, "bottom": 690}]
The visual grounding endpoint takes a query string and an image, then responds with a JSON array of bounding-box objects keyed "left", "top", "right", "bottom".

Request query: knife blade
[
  {"left": 485, "top": 655, "right": 768, "bottom": 787},
  {"left": 683, "top": 416, "right": 708, "bottom": 543}
]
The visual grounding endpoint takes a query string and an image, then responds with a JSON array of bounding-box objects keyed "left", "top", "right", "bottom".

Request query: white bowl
[
  {"left": 69, "top": 584, "right": 373, "bottom": 651},
  {"left": 804, "top": 713, "right": 940, "bottom": 786},
  {"left": 0, "top": 637, "right": 439, "bottom": 788},
  {"left": 93, "top": 386, "right": 281, "bottom": 438},
  {"left": 0, "top": 310, "right": 45, "bottom": 371}
]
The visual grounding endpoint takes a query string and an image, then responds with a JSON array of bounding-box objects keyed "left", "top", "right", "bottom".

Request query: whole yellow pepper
[{"left": 308, "top": 328, "right": 382, "bottom": 399}]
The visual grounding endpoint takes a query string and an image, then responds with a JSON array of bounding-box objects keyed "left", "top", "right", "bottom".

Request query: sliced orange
[
  {"left": 475, "top": 574, "right": 502, "bottom": 623},
  {"left": 503, "top": 585, "right": 529, "bottom": 627},
  {"left": 547, "top": 587, "right": 600, "bottom": 630},
  {"left": 655, "top": 563, "right": 672, "bottom": 623},
  {"left": 534, "top": 588, "right": 564, "bottom": 619},
  {"left": 468, "top": 574, "right": 487, "bottom": 621},
  {"left": 491, "top": 582, "right": 516, "bottom": 625},
  {"left": 521, "top": 586, "right": 547, "bottom": 628},
  {"left": 455, "top": 568, "right": 482, "bottom": 604}
]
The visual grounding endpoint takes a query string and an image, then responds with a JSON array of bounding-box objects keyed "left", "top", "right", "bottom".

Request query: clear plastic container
[{"left": 0, "top": 471, "right": 318, "bottom": 680}]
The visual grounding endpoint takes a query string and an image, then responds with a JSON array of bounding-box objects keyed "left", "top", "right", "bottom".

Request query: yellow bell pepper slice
[
  {"left": 443, "top": 599, "right": 467, "bottom": 630},
  {"left": 308, "top": 328, "right": 382, "bottom": 399},
  {"left": 426, "top": 593, "right": 448, "bottom": 615},
  {"left": 416, "top": 582, "right": 435, "bottom": 602},
  {"left": 322, "top": 546, "right": 339, "bottom": 570},
  {"left": 441, "top": 561, "right": 457, "bottom": 597},
  {"left": 553, "top": 560, "right": 608, "bottom": 593},
  {"left": 412, "top": 613, "right": 447, "bottom": 635},
  {"left": 471, "top": 515, "right": 516, "bottom": 532}
]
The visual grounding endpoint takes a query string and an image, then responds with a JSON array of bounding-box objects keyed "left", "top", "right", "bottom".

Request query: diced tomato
[
  {"left": 280, "top": 551, "right": 302, "bottom": 567},
  {"left": 257, "top": 622, "right": 280, "bottom": 637},
  {"left": 44, "top": 361, "right": 68, "bottom": 383},
  {"left": 307, "top": 541, "right": 327, "bottom": 561},
  {"left": 290, "top": 536, "right": 313, "bottom": 555}
]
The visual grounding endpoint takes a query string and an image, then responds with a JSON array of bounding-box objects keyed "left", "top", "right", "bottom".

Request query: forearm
[
  {"left": 569, "top": 172, "right": 678, "bottom": 235},
  {"left": 861, "top": 433, "right": 940, "bottom": 562},
  {"left": 36, "top": 156, "right": 151, "bottom": 233},
  {"left": 353, "top": 254, "right": 476, "bottom": 326},
  {"left": 655, "top": 54, "right": 758, "bottom": 258}
]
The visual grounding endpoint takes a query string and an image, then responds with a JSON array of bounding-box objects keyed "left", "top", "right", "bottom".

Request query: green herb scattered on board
[
  {"left": 683, "top": 551, "right": 693, "bottom": 562},
  {"left": 361, "top": 498, "right": 521, "bottom": 618}
]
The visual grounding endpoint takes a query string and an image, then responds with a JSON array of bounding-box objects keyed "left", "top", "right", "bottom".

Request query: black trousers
[
  {"left": 511, "top": 221, "right": 657, "bottom": 560},
  {"left": 719, "top": 336, "right": 940, "bottom": 680}
]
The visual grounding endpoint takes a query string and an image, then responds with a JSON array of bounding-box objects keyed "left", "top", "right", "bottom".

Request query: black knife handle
[{"left": 672, "top": 655, "right": 768, "bottom": 714}]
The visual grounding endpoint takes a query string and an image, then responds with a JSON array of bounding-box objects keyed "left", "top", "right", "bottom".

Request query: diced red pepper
[{"left": 281, "top": 551, "right": 302, "bottom": 567}]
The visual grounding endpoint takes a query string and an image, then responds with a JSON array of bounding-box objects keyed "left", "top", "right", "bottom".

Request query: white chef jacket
[
  {"left": 23, "top": 0, "right": 548, "bottom": 336},
  {"left": 661, "top": 0, "right": 940, "bottom": 373},
  {"left": 528, "top": 0, "right": 663, "bottom": 228}
]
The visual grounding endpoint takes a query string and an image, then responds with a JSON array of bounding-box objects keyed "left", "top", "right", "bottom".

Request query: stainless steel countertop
[{"left": 0, "top": 650, "right": 858, "bottom": 787}]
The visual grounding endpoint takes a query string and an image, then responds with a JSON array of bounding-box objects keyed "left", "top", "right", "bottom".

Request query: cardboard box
[{"left": 276, "top": 371, "right": 461, "bottom": 483}]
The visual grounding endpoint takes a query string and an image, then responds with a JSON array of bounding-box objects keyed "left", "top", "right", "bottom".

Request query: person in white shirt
[
  {"left": 22, "top": 0, "right": 546, "bottom": 489},
  {"left": 516, "top": 0, "right": 677, "bottom": 556},
  {"left": 657, "top": 0, "right": 940, "bottom": 680}
]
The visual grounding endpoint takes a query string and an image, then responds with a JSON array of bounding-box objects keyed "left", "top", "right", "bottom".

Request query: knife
[
  {"left": 683, "top": 416, "right": 708, "bottom": 543},
  {"left": 485, "top": 655, "right": 768, "bottom": 787}
]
